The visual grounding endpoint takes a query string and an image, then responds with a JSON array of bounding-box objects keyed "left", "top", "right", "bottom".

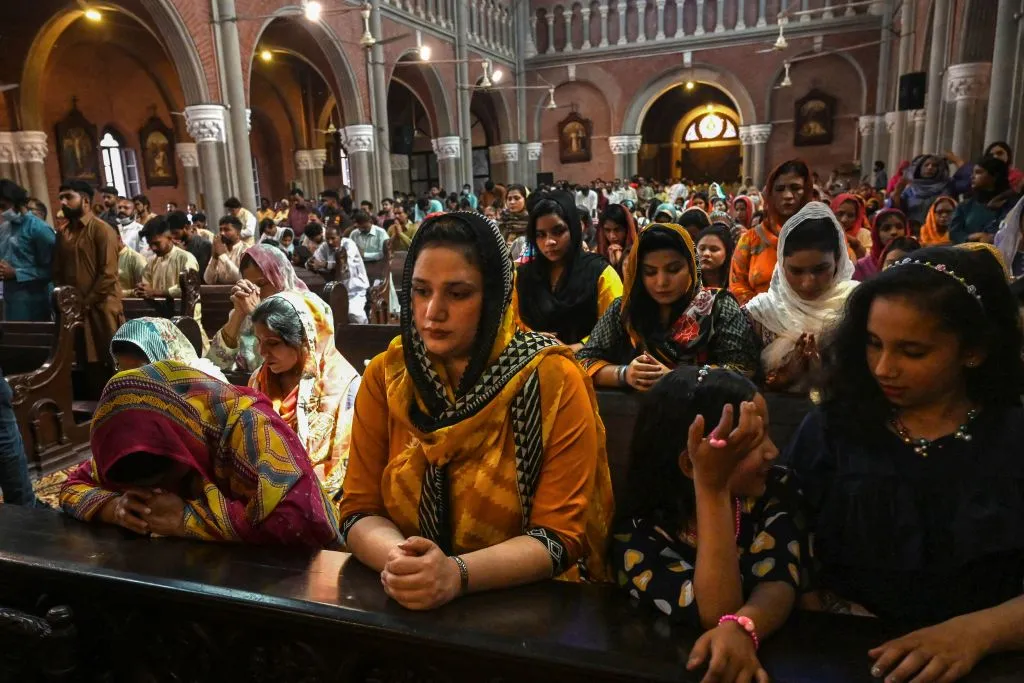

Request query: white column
[
  {"left": 923, "top": 0, "right": 950, "bottom": 153},
  {"left": 13, "top": 132, "right": 50, "bottom": 222},
  {"left": 738, "top": 126, "right": 754, "bottom": 183},
  {"left": 432, "top": 136, "right": 462, "bottom": 192},
  {"left": 0, "top": 132, "right": 18, "bottom": 184},
  {"left": 311, "top": 149, "right": 327, "bottom": 198},
  {"left": 695, "top": 0, "right": 706, "bottom": 35},
  {"left": 488, "top": 143, "right": 519, "bottom": 185},
  {"left": 609, "top": 134, "right": 642, "bottom": 178},
  {"left": 215, "top": 0, "right": 257, "bottom": 211},
  {"left": 616, "top": 1, "right": 627, "bottom": 45},
  {"left": 581, "top": 6, "right": 592, "bottom": 48},
  {"left": 525, "top": 142, "right": 543, "bottom": 186},
  {"left": 635, "top": 0, "right": 647, "bottom": 43},
  {"left": 845, "top": 0, "right": 857, "bottom": 16},
  {"left": 185, "top": 104, "right": 228, "bottom": 216},
  {"left": 676, "top": 0, "right": 684, "bottom": 36},
  {"left": 858, "top": 114, "right": 878, "bottom": 178},
  {"left": 342, "top": 124, "right": 377, "bottom": 203},
  {"left": 655, "top": 0, "right": 666, "bottom": 39},
  {"left": 885, "top": 112, "right": 903, "bottom": 172},
  {"left": 598, "top": 4, "right": 609, "bottom": 46},
  {"left": 911, "top": 109, "right": 927, "bottom": 157},
  {"left": 176, "top": 142, "right": 200, "bottom": 206},
  {"left": 563, "top": 5, "right": 573, "bottom": 52},
  {"left": 528, "top": 15, "right": 538, "bottom": 57},
  {"left": 756, "top": 0, "right": 767, "bottom": 27},
  {"left": 985, "top": 0, "right": 1017, "bottom": 146},
  {"left": 390, "top": 154, "right": 410, "bottom": 194},
  {"left": 544, "top": 11, "right": 555, "bottom": 53},
  {"left": 945, "top": 62, "right": 992, "bottom": 161},
  {"left": 748, "top": 124, "right": 772, "bottom": 186},
  {"left": 823, "top": 0, "right": 834, "bottom": 19},
  {"left": 293, "top": 150, "right": 315, "bottom": 197},
  {"left": 715, "top": 0, "right": 726, "bottom": 32}
]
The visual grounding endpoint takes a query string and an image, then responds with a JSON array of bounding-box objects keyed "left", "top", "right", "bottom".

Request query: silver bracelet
[
  {"left": 617, "top": 364, "right": 628, "bottom": 387},
  {"left": 451, "top": 555, "right": 470, "bottom": 595}
]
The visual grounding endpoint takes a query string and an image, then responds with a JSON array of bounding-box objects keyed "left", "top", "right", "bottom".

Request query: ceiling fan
[
  {"left": 772, "top": 62, "right": 793, "bottom": 90},
  {"left": 755, "top": 16, "right": 789, "bottom": 54},
  {"left": 0, "top": 84, "right": 19, "bottom": 94}
]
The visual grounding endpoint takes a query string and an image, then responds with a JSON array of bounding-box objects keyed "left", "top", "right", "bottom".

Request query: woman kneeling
[
  {"left": 59, "top": 361, "right": 341, "bottom": 548},
  {"left": 339, "top": 212, "right": 614, "bottom": 610}
]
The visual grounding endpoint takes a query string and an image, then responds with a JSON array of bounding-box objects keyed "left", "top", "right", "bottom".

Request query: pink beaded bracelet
[{"left": 718, "top": 614, "right": 760, "bottom": 651}]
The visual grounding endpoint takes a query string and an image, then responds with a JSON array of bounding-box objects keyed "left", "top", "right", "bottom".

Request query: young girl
[
  {"left": 696, "top": 225, "right": 734, "bottom": 290},
  {"left": 853, "top": 208, "right": 909, "bottom": 281},
  {"left": 596, "top": 203, "right": 638, "bottom": 277},
  {"left": 787, "top": 246, "right": 1024, "bottom": 683},
  {"left": 613, "top": 366, "right": 801, "bottom": 683}
]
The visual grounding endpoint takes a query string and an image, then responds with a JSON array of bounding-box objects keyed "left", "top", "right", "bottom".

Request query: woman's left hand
[
  {"left": 686, "top": 622, "right": 769, "bottom": 683},
  {"left": 381, "top": 536, "right": 462, "bottom": 610},
  {"left": 868, "top": 616, "right": 988, "bottom": 683},
  {"left": 140, "top": 489, "right": 187, "bottom": 537}
]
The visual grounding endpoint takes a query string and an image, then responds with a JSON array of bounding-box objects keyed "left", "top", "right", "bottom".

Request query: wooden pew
[
  {"left": 1, "top": 505, "right": 1023, "bottom": 682},
  {"left": 121, "top": 270, "right": 201, "bottom": 321},
  {"left": 367, "top": 249, "right": 407, "bottom": 324},
  {"left": 199, "top": 285, "right": 234, "bottom": 339},
  {"left": 6, "top": 288, "right": 91, "bottom": 477},
  {"left": 172, "top": 316, "right": 204, "bottom": 357},
  {"left": 325, "top": 281, "right": 399, "bottom": 369}
]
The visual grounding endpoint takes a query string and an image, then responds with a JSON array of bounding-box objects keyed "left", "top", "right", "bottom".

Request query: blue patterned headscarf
[{"left": 111, "top": 318, "right": 170, "bottom": 363}]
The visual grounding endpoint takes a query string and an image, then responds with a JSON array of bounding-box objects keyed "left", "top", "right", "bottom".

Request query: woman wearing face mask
[
  {"left": 950, "top": 157, "right": 1015, "bottom": 245},
  {"left": 596, "top": 203, "right": 638, "bottom": 277},
  {"left": 730, "top": 160, "right": 813, "bottom": 305},
  {"left": 577, "top": 223, "right": 759, "bottom": 391},
  {"left": 512, "top": 192, "right": 623, "bottom": 351},
  {"left": 919, "top": 196, "right": 957, "bottom": 246},
  {"left": 339, "top": 213, "right": 614, "bottom": 611},
  {"left": 696, "top": 224, "right": 735, "bottom": 290},
  {"left": 829, "top": 193, "right": 872, "bottom": 260},
  {"left": 786, "top": 247, "right": 1024, "bottom": 683},
  {"left": 854, "top": 209, "right": 910, "bottom": 281},
  {"left": 0, "top": 180, "right": 55, "bottom": 321},
  {"left": 744, "top": 202, "right": 858, "bottom": 392}
]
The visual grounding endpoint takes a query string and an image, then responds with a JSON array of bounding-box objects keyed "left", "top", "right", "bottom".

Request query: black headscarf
[
  {"left": 973, "top": 156, "right": 1011, "bottom": 203},
  {"left": 515, "top": 190, "right": 609, "bottom": 344}
]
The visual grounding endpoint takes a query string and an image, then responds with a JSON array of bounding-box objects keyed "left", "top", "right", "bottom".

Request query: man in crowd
[
  {"left": 377, "top": 197, "right": 395, "bottom": 226},
  {"left": 97, "top": 185, "right": 120, "bottom": 228},
  {"left": 386, "top": 202, "right": 418, "bottom": 251},
  {"left": 349, "top": 210, "right": 389, "bottom": 263},
  {"left": 27, "top": 198, "right": 47, "bottom": 222},
  {"left": 576, "top": 184, "right": 598, "bottom": 220},
  {"left": 138, "top": 214, "right": 208, "bottom": 351},
  {"left": 319, "top": 190, "right": 344, "bottom": 232},
  {"left": 310, "top": 225, "right": 369, "bottom": 323},
  {"left": 223, "top": 196, "right": 256, "bottom": 244},
  {"left": 480, "top": 180, "right": 506, "bottom": 210},
  {"left": 204, "top": 215, "right": 246, "bottom": 284},
  {"left": 53, "top": 180, "right": 124, "bottom": 387},
  {"left": 191, "top": 212, "right": 215, "bottom": 242},
  {"left": 257, "top": 197, "right": 275, "bottom": 223},
  {"left": 0, "top": 179, "right": 55, "bottom": 320},
  {"left": 288, "top": 188, "right": 310, "bottom": 236},
  {"left": 117, "top": 231, "right": 147, "bottom": 298},
  {"left": 168, "top": 210, "right": 211, "bottom": 276},
  {"left": 133, "top": 194, "right": 156, "bottom": 227},
  {"left": 115, "top": 196, "right": 145, "bottom": 255}
]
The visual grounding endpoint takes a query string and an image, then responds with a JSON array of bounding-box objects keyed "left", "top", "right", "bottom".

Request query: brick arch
[
  {"left": 622, "top": 63, "right": 758, "bottom": 132},
  {"left": 20, "top": 1, "right": 209, "bottom": 130},
  {"left": 247, "top": 6, "right": 365, "bottom": 125},
  {"left": 387, "top": 49, "right": 455, "bottom": 137},
  {"left": 764, "top": 51, "right": 868, "bottom": 121}
]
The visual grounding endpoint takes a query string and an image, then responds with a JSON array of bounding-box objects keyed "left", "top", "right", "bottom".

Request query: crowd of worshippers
[{"left": 0, "top": 142, "right": 1023, "bottom": 683}]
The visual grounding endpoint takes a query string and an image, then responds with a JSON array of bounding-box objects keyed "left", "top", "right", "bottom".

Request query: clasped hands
[
  {"left": 230, "top": 279, "right": 262, "bottom": 316},
  {"left": 380, "top": 536, "right": 462, "bottom": 611},
  {"left": 100, "top": 488, "right": 186, "bottom": 537}
]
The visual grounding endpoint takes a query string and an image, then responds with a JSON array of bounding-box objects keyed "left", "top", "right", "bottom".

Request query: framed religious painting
[
  {"left": 54, "top": 101, "right": 100, "bottom": 184},
  {"left": 794, "top": 89, "right": 836, "bottom": 147},
  {"left": 558, "top": 111, "right": 592, "bottom": 164},
  {"left": 138, "top": 115, "right": 177, "bottom": 187}
]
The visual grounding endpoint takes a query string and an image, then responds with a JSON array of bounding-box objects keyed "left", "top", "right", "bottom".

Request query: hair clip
[
  {"left": 696, "top": 365, "right": 712, "bottom": 384},
  {"left": 890, "top": 258, "right": 982, "bottom": 303}
]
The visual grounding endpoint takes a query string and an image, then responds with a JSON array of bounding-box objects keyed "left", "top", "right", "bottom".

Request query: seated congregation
[{"left": 2, "top": 164, "right": 1024, "bottom": 683}]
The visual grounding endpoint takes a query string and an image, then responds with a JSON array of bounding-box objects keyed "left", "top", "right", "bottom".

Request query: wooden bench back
[
  {"left": 367, "top": 250, "right": 408, "bottom": 324},
  {"left": 120, "top": 270, "right": 200, "bottom": 322},
  {"left": 0, "top": 322, "right": 57, "bottom": 376},
  {"left": 327, "top": 281, "right": 400, "bottom": 369},
  {"left": 199, "top": 285, "right": 235, "bottom": 338}
]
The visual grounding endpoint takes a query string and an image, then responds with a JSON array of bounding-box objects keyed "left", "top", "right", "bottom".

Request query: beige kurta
[
  {"left": 53, "top": 213, "right": 125, "bottom": 363},
  {"left": 143, "top": 245, "right": 210, "bottom": 353},
  {"left": 203, "top": 241, "right": 246, "bottom": 284},
  {"left": 118, "top": 246, "right": 147, "bottom": 298}
]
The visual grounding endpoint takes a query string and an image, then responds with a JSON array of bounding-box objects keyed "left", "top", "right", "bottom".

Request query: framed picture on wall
[
  {"left": 558, "top": 111, "right": 592, "bottom": 164},
  {"left": 324, "top": 130, "right": 342, "bottom": 176},
  {"left": 55, "top": 101, "right": 100, "bottom": 184},
  {"left": 138, "top": 115, "right": 177, "bottom": 187},
  {"left": 794, "top": 89, "right": 836, "bottom": 147}
]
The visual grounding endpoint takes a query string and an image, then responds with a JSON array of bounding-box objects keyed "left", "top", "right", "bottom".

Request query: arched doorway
[
  {"left": 387, "top": 78, "right": 433, "bottom": 196},
  {"left": 638, "top": 83, "right": 742, "bottom": 183}
]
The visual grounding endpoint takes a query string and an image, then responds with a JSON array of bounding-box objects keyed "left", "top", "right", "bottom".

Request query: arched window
[
  {"left": 100, "top": 128, "right": 141, "bottom": 197},
  {"left": 683, "top": 112, "right": 740, "bottom": 144}
]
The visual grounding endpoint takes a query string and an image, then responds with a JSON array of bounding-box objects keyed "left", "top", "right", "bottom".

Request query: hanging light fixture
[
  {"left": 780, "top": 62, "right": 792, "bottom": 88},
  {"left": 478, "top": 60, "right": 493, "bottom": 89},
  {"left": 545, "top": 88, "right": 557, "bottom": 110},
  {"left": 492, "top": 68, "right": 504, "bottom": 83},
  {"left": 773, "top": 17, "right": 789, "bottom": 51},
  {"left": 83, "top": 6, "right": 102, "bottom": 21},
  {"left": 303, "top": 0, "right": 323, "bottom": 22},
  {"left": 259, "top": 48, "right": 273, "bottom": 63},
  {"left": 684, "top": 81, "right": 695, "bottom": 91},
  {"left": 359, "top": 3, "right": 376, "bottom": 47}
]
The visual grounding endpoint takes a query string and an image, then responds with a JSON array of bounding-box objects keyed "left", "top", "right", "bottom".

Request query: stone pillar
[
  {"left": 923, "top": 0, "right": 950, "bottom": 153},
  {"left": 616, "top": 1, "right": 626, "bottom": 45},
  {"left": 676, "top": 0, "right": 684, "bottom": 36},
  {"left": 714, "top": 0, "right": 725, "bottom": 32},
  {"left": 525, "top": 142, "right": 543, "bottom": 186},
  {"left": 488, "top": 143, "right": 519, "bottom": 185},
  {"left": 0, "top": 132, "right": 17, "bottom": 183},
  {"left": 342, "top": 124, "right": 376, "bottom": 203},
  {"left": 369, "top": 1, "right": 393, "bottom": 201},
  {"left": 738, "top": 126, "right": 754, "bottom": 182},
  {"left": 581, "top": 6, "right": 592, "bottom": 48},
  {"left": 735, "top": 0, "right": 746, "bottom": 29},
  {"left": 885, "top": 112, "right": 903, "bottom": 171},
  {"left": 311, "top": 149, "right": 327, "bottom": 198},
  {"left": 945, "top": 63, "right": 992, "bottom": 161},
  {"left": 695, "top": 0, "right": 706, "bottom": 35},
  {"left": 176, "top": 143, "right": 200, "bottom": 206},
  {"left": 433, "top": 136, "right": 462, "bottom": 193},
  {"left": 911, "top": 109, "right": 927, "bottom": 157},
  {"left": 870, "top": 0, "right": 894, "bottom": 172},
  {"left": 984, "top": 0, "right": 1017, "bottom": 147},
  {"left": 293, "top": 151, "right": 315, "bottom": 197},
  {"left": 215, "top": 0, "right": 256, "bottom": 211},
  {"left": 746, "top": 124, "right": 771, "bottom": 186},
  {"left": 609, "top": 135, "right": 642, "bottom": 179},
  {"left": 527, "top": 15, "right": 538, "bottom": 57},
  {"left": 13, "top": 132, "right": 50, "bottom": 221},
  {"left": 562, "top": 5, "right": 573, "bottom": 51},
  {"left": 185, "top": 105, "right": 228, "bottom": 216},
  {"left": 756, "top": 0, "right": 767, "bottom": 27},
  {"left": 655, "top": 0, "right": 666, "bottom": 40},
  {"left": 390, "top": 154, "right": 410, "bottom": 194},
  {"left": 544, "top": 12, "right": 554, "bottom": 53},
  {"left": 858, "top": 115, "right": 878, "bottom": 180},
  {"left": 598, "top": 5, "right": 609, "bottom": 47},
  {"left": 454, "top": 1, "right": 474, "bottom": 184}
]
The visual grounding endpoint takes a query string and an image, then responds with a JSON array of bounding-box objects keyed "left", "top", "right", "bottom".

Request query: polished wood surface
[{"left": 0, "top": 505, "right": 1021, "bottom": 682}]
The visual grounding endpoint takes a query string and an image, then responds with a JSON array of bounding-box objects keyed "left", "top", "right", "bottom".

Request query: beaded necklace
[
  {"left": 890, "top": 408, "right": 979, "bottom": 457},
  {"left": 681, "top": 498, "right": 742, "bottom": 546}
]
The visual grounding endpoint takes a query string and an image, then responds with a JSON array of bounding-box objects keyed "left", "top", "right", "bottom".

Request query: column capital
[
  {"left": 945, "top": 62, "right": 992, "bottom": 102},
  {"left": 745, "top": 124, "right": 772, "bottom": 144},
  {"left": 911, "top": 108, "right": 927, "bottom": 123},
  {"left": 0, "top": 132, "right": 16, "bottom": 165},
  {"left": 390, "top": 153, "right": 410, "bottom": 171},
  {"left": 432, "top": 136, "right": 462, "bottom": 160},
  {"left": 883, "top": 111, "right": 901, "bottom": 133},
  {"left": 608, "top": 134, "right": 642, "bottom": 155},
  {"left": 14, "top": 131, "right": 48, "bottom": 163},
  {"left": 341, "top": 124, "right": 375, "bottom": 154},
  {"left": 311, "top": 149, "right": 328, "bottom": 167},
  {"left": 488, "top": 143, "right": 519, "bottom": 163},
  {"left": 185, "top": 104, "right": 228, "bottom": 144},
  {"left": 176, "top": 142, "right": 199, "bottom": 168},
  {"left": 526, "top": 142, "right": 544, "bottom": 161},
  {"left": 858, "top": 115, "right": 879, "bottom": 135},
  {"left": 294, "top": 150, "right": 317, "bottom": 171}
]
